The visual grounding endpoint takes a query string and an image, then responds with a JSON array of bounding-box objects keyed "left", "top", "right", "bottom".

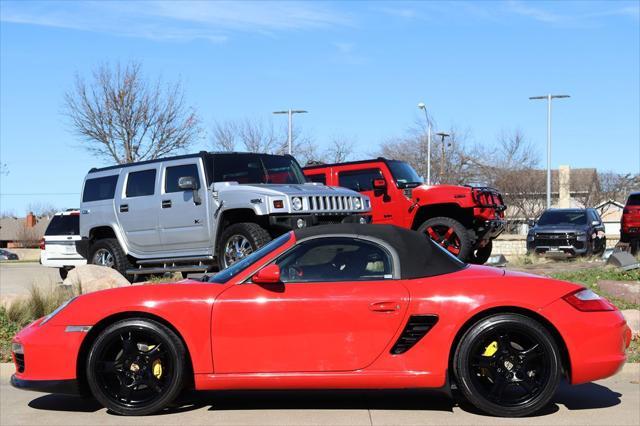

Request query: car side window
[
  {"left": 275, "top": 237, "right": 393, "bottom": 283},
  {"left": 338, "top": 169, "right": 383, "bottom": 192},
  {"left": 307, "top": 173, "right": 326, "bottom": 184},
  {"left": 83, "top": 175, "right": 118, "bottom": 202},
  {"left": 165, "top": 164, "right": 200, "bottom": 193},
  {"left": 125, "top": 169, "right": 156, "bottom": 197}
]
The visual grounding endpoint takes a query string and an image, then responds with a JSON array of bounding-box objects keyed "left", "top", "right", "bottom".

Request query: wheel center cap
[
  {"left": 129, "top": 362, "right": 140, "bottom": 373},
  {"left": 503, "top": 360, "right": 514, "bottom": 371}
]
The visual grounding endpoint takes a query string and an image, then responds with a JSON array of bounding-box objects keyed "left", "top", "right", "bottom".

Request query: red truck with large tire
[{"left": 304, "top": 158, "right": 506, "bottom": 264}]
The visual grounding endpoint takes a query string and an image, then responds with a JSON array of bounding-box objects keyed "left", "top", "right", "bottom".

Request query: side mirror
[
  {"left": 178, "top": 176, "right": 201, "bottom": 205},
  {"left": 178, "top": 176, "right": 197, "bottom": 190},
  {"left": 252, "top": 264, "right": 281, "bottom": 284},
  {"left": 592, "top": 220, "right": 601, "bottom": 226},
  {"left": 372, "top": 178, "right": 387, "bottom": 192}
]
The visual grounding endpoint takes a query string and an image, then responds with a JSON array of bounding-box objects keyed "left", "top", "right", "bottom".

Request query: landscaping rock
[
  {"left": 597, "top": 280, "right": 640, "bottom": 305},
  {"left": 62, "top": 265, "right": 130, "bottom": 295},
  {"left": 621, "top": 309, "right": 640, "bottom": 337}
]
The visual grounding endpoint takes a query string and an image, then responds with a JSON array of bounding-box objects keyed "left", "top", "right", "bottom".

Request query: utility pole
[
  {"left": 273, "top": 109, "right": 308, "bottom": 155},
  {"left": 529, "top": 94, "right": 570, "bottom": 209},
  {"left": 436, "top": 132, "right": 450, "bottom": 183},
  {"left": 417, "top": 102, "right": 432, "bottom": 185}
]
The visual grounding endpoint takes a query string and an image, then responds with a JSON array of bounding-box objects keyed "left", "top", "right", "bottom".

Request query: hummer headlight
[
  {"left": 353, "top": 197, "right": 362, "bottom": 210},
  {"left": 291, "top": 197, "right": 303, "bottom": 211}
]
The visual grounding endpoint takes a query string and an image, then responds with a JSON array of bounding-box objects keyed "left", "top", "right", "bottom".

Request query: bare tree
[
  {"left": 64, "top": 62, "right": 201, "bottom": 164},
  {"left": 324, "top": 136, "right": 355, "bottom": 163},
  {"left": 27, "top": 202, "right": 59, "bottom": 218},
  {"left": 598, "top": 172, "right": 640, "bottom": 203}
]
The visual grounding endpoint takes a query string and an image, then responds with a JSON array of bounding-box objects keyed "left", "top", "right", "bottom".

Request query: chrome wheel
[
  {"left": 223, "top": 235, "right": 253, "bottom": 268},
  {"left": 93, "top": 248, "right": 115, "bottom": 267}
]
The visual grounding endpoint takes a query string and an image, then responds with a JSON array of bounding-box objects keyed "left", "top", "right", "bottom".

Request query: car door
[
  {"left": 338, "top": 168, "right": 394, "bottom": 224},
  {"left": 212, "top": 237, "right": 409, "bottom": 373},
  {"left": 117, "top": 166, "right": 162, "bottom": 252},
  {"left": 158, "top": 159, "right": 210, "bottom": 251}
]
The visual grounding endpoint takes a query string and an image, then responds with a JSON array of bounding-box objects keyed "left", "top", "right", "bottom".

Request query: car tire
[
  {"left": 469, "top": 241, "right": 493, "bottom": 265},
  {"left": 418, "top": 217, "right": 472, "bottom": 261},
  {"left": 453, "top": 313, "right": 562, "bottom": 417},
  {"left": 88, "top": 238, "right": 134, "bottom": 281},
  {"left": 86, "top": 318, "right": 186, "bottom": 416},
  {"left": 217, "top": 222, "right": 272, "bottom": 269}
]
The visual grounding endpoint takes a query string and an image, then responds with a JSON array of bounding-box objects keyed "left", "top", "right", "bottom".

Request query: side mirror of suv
[
  {"left": 178, "top": 176, "right": 201, "bottom": 205},
  {"left": 372, "top": 178, "right": 387, "bottom": 195}
]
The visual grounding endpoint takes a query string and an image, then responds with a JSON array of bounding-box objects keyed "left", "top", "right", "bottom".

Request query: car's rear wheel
[
  {"left": 469, "top": 241, "right": 493, "bottom": 264},
  {"left": 418, "top": 217, "right": 472, "bottom": 260},
  {"left": 88, "top": 238, "right": 134, "bottom": 281},
  {"left": 217, "top": 222, "right": 271, "bottom": 269},
  {"left": 86, "top": 318, "right": 186, "bottom": 416},
  {"left": 453, "top": 313, "right": 562, "bottom": 417}
]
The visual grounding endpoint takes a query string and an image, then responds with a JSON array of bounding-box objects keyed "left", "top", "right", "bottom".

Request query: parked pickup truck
[
  {"left": 77, "top": 151, "right": 371, "bottom": 280},
  {"left": 304, "top": 158, "right": 505, "bottom": 263}
]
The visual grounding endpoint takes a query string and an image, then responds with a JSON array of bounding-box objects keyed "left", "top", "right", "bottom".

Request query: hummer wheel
[{"left": 217, "top": 223, "right": 271, "bottom": 269}]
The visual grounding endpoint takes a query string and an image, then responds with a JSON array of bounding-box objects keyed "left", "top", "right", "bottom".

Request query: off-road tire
[
  {"left": 469, "top": 241, "right": 493, "bottom": 265},
  {"left": 418, "top": 217, "right": 472, "bottom": 261},
  {"left": 217, "top": 222, "right": 272, "bottom": 269},
  {"left": 88, "top": 238, "right": 134, "bottom": 281},
  {"left": 86, "top": 318, "right": 186, "bottom": 416},
  {"left": 453, "top": 313, "right": 562, "bottom": 417}
]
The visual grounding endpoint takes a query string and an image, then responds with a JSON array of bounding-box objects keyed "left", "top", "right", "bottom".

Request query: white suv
[{"left": 40, "top": 210, "right": 86, "bottom": 279}]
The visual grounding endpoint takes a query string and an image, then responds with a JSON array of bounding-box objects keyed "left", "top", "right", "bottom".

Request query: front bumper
[
  {"left": 268, "top": 214, "right": 372, "bottom": 230},
  {"left": 475, "top": 218, "right": 505, "bottom": 242},
  {"left": 10, "top": 375, "right": 80, "bottom": 395},
  {"left": 527, "top": 241, "right": 589, "bottom": 256}
]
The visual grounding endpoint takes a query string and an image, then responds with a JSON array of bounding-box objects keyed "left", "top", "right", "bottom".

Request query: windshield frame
[
  {"left": 208, "top": 233, "right": 292, "bottom": 284},
  {"left": 209, "top": 153, "right": 307, "bottom": 185},
  {"left": 386, "top": 160, "right": 423, "bottom": 188}
]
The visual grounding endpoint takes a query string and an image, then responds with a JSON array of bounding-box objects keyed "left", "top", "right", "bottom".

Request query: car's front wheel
[
  {"left": 86, "top": 318, "right": 186, "bottom": 416},
  {"left": 217, "top": 222, "right": 271, "bottom": 269},
  {"left": 417, "top": 217, "right": 472, "bottom": 261},
  {"left": 453, "top": 313, "right": 562, "bottom": 417},
  {"left": 88, "top": 238, "right": 134, "bottom": 281}
]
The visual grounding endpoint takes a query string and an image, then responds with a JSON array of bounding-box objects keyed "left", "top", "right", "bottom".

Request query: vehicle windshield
[
  {"left": 387, "top": 160, "right": 423, "bottom": 188},
  {"left": 212, "top": 154, "right": 307, "bottom": 185},
  {"left": 45, "top": 214, "right": 80, "bottom": 236},
  {"left": 537, "top": 210, "right": 587, "bottom": 226},
  {"left": 627, "top": 194, "right": 640, "bottom": 206},
  {"left": 208, "top": 233, "right": 292, "bottom": 284}
]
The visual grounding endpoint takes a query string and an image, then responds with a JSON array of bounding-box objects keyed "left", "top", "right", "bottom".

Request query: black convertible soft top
[{"left": 294, "top": 224, "right": 466, "bottom": 279}]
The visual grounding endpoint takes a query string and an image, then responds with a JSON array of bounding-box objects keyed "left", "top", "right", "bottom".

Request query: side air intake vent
[{"left": 390, "top": 315, "right": 439, "bottom": 355}]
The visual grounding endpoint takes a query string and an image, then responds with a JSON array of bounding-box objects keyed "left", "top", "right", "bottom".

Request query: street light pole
[
  {"left": 417, "top": 103, "right": 432, "bottom": 185},
  {"left": 529, "top": 94, "right": 570, "bottom": 209},
  {"left": 273, "top": 109, "right": 308, "bottom": 155},
  {"left": 435, "top": 132, "right": 451, "bottom": 182}
]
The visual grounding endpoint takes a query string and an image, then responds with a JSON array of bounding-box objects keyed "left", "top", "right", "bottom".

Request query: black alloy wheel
[
  {"left": 86, "top": 319, "right": 186, "bottom": 416},
  {"left": 453, "top": 314, "right": 562, "bottom": 417}
]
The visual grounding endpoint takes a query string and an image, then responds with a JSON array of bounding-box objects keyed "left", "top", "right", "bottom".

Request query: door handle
[
  {"left": 162, "top": 200, "right": 172, "bottom": 209},
  {"left": 369, "top": 301, "right": 401, "bottom": 312},
  {"left": 119, "top": 204, "right": 129, "bottom": 213}
]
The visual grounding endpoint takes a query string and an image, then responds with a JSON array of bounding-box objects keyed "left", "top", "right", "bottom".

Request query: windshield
[
  {"left": 387, "top": 160, "right": 423, "bottom": 188},
  {"left": 212, "top": 154, "right": 307, "bottom": 185},
  {"left": 208, "top": 233, "right": 292, "bottom": 283},
  {"left": 537, "top": 210, "right": 587, "bottom": 226},
  {"left": 45, "top": 215, "right": 80, "bottom": 236}
]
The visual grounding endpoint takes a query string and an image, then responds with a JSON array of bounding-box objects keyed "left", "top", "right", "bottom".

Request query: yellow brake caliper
[
  {"left": 145, "top": 345, "right": 163, "bottom": 379},
  {"left": 480, "top": 341, "right": 498, "bottom": 377}
]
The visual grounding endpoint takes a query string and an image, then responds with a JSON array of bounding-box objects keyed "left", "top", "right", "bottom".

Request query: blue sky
[{"left": 1, "top": 0, "right": 639, "bottom": 213}]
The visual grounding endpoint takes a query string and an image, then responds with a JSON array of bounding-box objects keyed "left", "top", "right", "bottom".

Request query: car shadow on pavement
[{"left": 25, "top": 380, "right": 622, "bottom": 416}]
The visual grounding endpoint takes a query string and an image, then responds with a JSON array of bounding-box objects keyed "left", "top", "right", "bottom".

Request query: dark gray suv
[{"left": 527, "top": 208, "right": 606, "bottom": 256}]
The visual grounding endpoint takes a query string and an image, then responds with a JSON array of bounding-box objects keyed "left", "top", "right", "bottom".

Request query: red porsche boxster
[{"left": 11, "top": 224, "right": 631, "bottom": 417}]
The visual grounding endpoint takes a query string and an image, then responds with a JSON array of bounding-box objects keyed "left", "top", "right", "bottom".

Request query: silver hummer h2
[{"left": 77, "top": 152, "right": 371, "bottom": 280}]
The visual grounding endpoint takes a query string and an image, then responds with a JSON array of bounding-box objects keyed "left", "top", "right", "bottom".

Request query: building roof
[
  {"left": 0, "top": 216, "right": 50, "bottom": 241},
  {"left": 294, "top": 223, "right": 466, "bottom": 279}
]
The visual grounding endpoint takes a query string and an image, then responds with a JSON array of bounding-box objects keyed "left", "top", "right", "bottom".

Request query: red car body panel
[{"left": 12, "top": 232, "right": 630, "bottom": 392}]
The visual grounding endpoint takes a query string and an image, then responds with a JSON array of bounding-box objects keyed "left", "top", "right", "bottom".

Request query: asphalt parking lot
[
  {"left": 0, "top": 263, "right": 61, "bottom": 299},
  {"left": 1, "top": 363, "right": 638, "bottom": 426}
]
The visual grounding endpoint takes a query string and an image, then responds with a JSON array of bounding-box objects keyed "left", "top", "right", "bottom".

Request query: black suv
[{"left": 527, "top": 208, "right": 606, "bottom": 256}]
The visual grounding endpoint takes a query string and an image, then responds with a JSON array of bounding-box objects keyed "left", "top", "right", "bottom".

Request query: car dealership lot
[{"left": 1, "top": 363, "right": 638, "bottom": 426}]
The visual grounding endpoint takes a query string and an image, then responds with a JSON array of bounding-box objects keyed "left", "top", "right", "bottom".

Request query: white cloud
[
  {"left": 506, "top": 0, "right": 639, "bottom": 26},
  {"left": 0, "top": 1, "right": 351, "bottom": 42}
]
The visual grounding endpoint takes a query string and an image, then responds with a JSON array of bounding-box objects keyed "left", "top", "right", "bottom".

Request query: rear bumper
[
  {"left": 541, "top": 299, "right": 630, "bottom": 384},
  {"left": 10, "top": 375, "right": 80, "bottom": 395}
]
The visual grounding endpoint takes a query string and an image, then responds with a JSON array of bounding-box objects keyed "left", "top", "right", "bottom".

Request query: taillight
[
  {"left": 623, "top": 208, "right": 630, "bottom": 214},
  {"left": 39, "top": 238, "right": 45, "bottom": 250},
  {"left": 563, "top": 289, "right": 615, "bottom": 312}
]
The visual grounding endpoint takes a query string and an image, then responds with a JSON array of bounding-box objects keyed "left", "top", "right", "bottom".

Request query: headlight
[
  {"left": 40, "top": 298, "right": 75, "bottom": 326},
  {"left": 353, "top": 197, "right": 362, "bottom": 210},
  {"left": 291, "top": 197, "right": 303, "bottom": 211}
]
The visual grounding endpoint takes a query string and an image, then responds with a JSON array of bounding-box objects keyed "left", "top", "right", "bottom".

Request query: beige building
[{"left": 0, "top": 212, "right": 50, "bottom": 248}]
